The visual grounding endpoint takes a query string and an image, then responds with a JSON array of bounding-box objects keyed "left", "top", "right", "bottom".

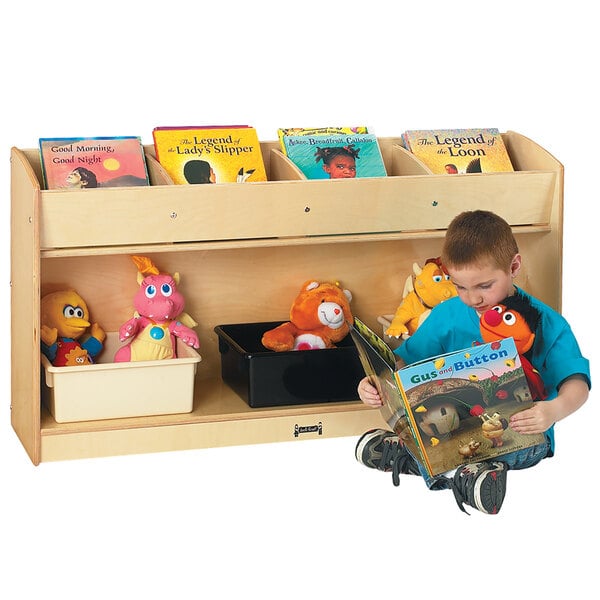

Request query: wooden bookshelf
[{"left": 10, "top": 132, "right": 563, "bottom": 464}]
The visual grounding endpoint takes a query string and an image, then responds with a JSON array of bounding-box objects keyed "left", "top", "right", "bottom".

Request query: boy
[{"left": 356, "top": 210, "right": 590, "bottom": 514}]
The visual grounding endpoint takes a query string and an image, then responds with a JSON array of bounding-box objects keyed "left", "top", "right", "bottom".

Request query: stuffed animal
[
  {"left": 479, "top": 291, "right": 546, "bottom": 401},
  {"left": 41, "top": 289, "right": 106, "bottom": 366},
  {"left": 114, "top": 256, "right": 199, "bottom": 362},
  {"left": 261, "top": 280, "right": 353, "bottom": 352},
  {"left": 385, "top": 257, "right": 457, "bottom": 340}
]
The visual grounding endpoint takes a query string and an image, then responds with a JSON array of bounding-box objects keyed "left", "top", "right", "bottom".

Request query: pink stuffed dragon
[{"left": 114, "top": 256, "right": 199, "bottom": 362}]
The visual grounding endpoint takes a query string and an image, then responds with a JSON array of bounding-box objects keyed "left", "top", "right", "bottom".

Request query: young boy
[{"left": 356, "top": 210, "right": 590, "bottom": 514}]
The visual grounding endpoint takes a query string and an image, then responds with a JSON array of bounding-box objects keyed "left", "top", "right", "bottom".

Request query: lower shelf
[{"left": 39, "top": 377, "right": 387, "bottom": 462}]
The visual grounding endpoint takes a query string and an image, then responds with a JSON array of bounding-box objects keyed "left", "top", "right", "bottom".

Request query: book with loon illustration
[{"left": 402, "top": 128, "right": 514, "bottom": 174}]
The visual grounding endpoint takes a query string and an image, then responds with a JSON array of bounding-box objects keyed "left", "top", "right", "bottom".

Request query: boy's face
[{"left": 447, "top": 255, "right": 521, "bottom": 315}]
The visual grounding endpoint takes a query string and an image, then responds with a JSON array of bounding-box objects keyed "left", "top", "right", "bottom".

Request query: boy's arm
[{"left": 509, "top": 375, "right": 589, "bottom": 434}]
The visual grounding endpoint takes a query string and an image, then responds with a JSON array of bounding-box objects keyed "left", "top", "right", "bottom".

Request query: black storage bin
[{"left": 215, "top": 321, "right": 364, "bottom": 407}]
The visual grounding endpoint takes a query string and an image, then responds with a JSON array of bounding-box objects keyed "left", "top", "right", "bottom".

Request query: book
[
  {"left": 282, "top": 133, "right": 387, "bottom": 180},
  {"left": 152, "top": 125, "right": 267, "bottom": 184},
  {"left": 277, "top": 126, "right": 368, "bottom": 155},
  {"left": 350, "top": 317, "right": 545, "bottom": 478},
  {"left": 39, "top": 136, "right": 149, "bottom": 190},
  {"left": 402, "top": 128, "right": 514, "bottom": 174}
]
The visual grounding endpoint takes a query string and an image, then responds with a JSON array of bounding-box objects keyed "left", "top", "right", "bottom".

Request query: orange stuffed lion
[{"left": 261, "top": 280, "right": 354, "bottom": 352}]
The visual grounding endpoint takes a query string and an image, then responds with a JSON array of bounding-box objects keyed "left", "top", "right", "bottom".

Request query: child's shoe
[
  {"left": 452, "top": 461, "right": 507, "bottom": 515},
  {"left": 355, "top": 428, "right": 420, "bottom": 486}
]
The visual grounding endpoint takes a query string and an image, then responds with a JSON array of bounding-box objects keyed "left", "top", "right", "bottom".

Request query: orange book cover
[
  {"left": 152, "top": 125, "right": 267, "bottom": 184},
  {"left": 39, "top": 136, "right": 149, "bottom": 190},
  {"left": 403, "top": 128, "right": 514, "bottom": 174}
]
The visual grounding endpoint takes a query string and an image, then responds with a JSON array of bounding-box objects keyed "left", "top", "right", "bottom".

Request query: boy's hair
[{"left": 441, "top": 210, "right": 519, "bottom": 271}]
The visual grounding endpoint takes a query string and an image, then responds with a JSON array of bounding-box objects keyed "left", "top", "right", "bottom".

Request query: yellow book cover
[
  {"left": 153, "top": 125, "right": 267, "bottom": 184},
  {"left": 403, "top": 128, "right": 514, "bottom": 174},
  {"left": 277, "top": 126, "right": 368, "bottom": 155}
]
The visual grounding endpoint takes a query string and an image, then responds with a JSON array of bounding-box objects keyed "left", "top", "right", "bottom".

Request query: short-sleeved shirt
[{"left": 394, "top": 287, "right": 591, "bottom": 453}]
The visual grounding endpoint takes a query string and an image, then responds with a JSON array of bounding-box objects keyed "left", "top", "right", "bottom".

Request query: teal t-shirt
[{"left": 394, "top": 287, "right": 591, "bottom": 453}]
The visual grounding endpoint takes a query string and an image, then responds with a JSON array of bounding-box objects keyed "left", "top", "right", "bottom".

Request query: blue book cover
[
  {"left": 350, "top": 318, "right": 545, "bottom": 477},
  {"left": 394, "top": 337, "right": 545, "bottom": 476},
  {"left": 282, "top": 133, "right": 387, "bottom": 180}
]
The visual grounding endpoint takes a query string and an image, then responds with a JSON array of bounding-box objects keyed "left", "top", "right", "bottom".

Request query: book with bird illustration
[
  {"left": 152, "top": 125, "right": 267, "bottom": 184},
  {"left": 350, "top": 317, "right": 544, "bottom": 478},
  {"left": 282, "top": 133, "right": 387, "bottom": 180},
  {"left": 39, "top": 136, "right": 149, "bottom": 190},
  {"left": 277, "top": 126, "right": 369, "bottom": 155},
  {"left": 402, "top": 128, "right": 514, "bottom": 175}
]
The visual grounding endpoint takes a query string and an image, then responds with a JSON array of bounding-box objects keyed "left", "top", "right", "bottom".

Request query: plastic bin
[
  {"left": 215, "top": 321, "right": 364, "bottom": 407},
  {"left": 41, "top": 332, "right": 201, "bottom": 422}
]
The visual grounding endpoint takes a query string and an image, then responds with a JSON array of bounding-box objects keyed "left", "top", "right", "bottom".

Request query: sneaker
[
  {"left": 355, "top": 429, "right": 420, "bottom": 486},
  {"left": 452, "top": 461, "right": 507, "bottom": 515}
]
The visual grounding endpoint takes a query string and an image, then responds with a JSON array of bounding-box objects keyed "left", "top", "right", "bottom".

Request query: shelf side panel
[{"left": 10, "top": 148, "right": 42, "bottom": 464}]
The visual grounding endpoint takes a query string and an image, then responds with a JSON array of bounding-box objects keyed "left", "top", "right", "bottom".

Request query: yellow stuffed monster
[
  {"left": 40, "top": 289, "right": 106, "bottom": 366},
  {"left": 261, "top": 280, "right": 354, "bottom": 352},
  {"left": 385, "top": 258, "right": 457, "bottom": 340}
]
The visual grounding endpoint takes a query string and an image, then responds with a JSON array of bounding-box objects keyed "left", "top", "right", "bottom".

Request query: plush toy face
[
  {"left": 414, "top": 261, "right": 457, "bottom": 308},
  {"left": 134, "top": 271, "right": 185, "bottom": 322},
  {"left": 289, "top": 281, "right": 353, "bottom": 332},
  {"left": 40, "top": 290, "right": 91, "bottom": 340},
  {"left": 480, "top": 304, "right": 535, "bottom": 354}
]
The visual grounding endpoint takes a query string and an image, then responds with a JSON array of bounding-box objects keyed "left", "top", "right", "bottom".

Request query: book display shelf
[{"left": 10, "top": 132, "right": 563, "bottom": 464}]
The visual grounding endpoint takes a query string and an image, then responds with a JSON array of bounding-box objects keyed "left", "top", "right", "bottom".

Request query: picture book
[
  {"left": 402, "top": 128, "right": 514, "bottom": 174},
  {"left": 350, "top": 317, "right": 545, "bottom": 478},
  {"left": 152, "top": 125, "right": 267, "bottom": 184},
  {"left": 39, "top": 136, "right": 149, "bottom": 190},
  {"left": 282, "top": 133, "right": 387, "bottom": 180},
  {"left": 277, "top": 126, "right": 368, "bottom": 155}
]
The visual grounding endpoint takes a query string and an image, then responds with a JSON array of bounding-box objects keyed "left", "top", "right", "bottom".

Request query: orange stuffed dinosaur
[
  {"left": 261, "top": 280, "right": 354, "bottom": 352},
  {"left": 385, "top": 257, "right": 457, "bottom": 340}
]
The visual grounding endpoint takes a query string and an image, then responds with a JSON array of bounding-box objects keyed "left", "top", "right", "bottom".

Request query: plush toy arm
[
  {"left": 385, "top": 315, "right": 410, "bottom": 338},
  {"left": 385, "top": 300, "right": 414, "bottom": 338},
  {"left": 261, "top": 322, "right": 298, "bottom": 352},
  {"left": 170, "top": 321, "right": 200, "bottom": 349},
  {"left": 385, "top": 294, "right": 424, "bottom": 339},
  {"left": 81, "top": 334, "right": 104, "bottom": 360},
  {"left": 90, "top": 323, "right": 107, "bottom": 344},
  {"left": 119, "top": 316, "right": 142, "bottom": 342},
  {"left": 41, "top": 324, "right": 58, "bottom": 347}
]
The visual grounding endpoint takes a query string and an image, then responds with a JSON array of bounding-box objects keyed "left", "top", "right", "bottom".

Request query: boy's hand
[
  {"left": 509, "top": 402, "right": 557, "bottom": 435},
  {"left": 510, "top": 377, "right": 588, "bottom": 434},
  {"left": 357, "top": 376, "right": 383, "bottom": 407}
]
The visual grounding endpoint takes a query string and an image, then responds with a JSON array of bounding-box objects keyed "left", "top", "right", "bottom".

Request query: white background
[{"left": 1, "top": 1, "right": 597, "bottom": 598}]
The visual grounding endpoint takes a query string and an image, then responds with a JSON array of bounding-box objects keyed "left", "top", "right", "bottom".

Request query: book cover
[
  {"left": 39, "top": 136, "right": 149, "bottom": 190},
  {"left": 152, "top": 126, "right": 267, "bottom": 184},
  {"left": 402, "top": 128, "right": 514, "bottom": 174},
  {"left": 277, "top": 126, "right": 368, "bottom": 155},
  {"left": 350, "top": 318, "right": 545, "bottom": 478},
  {"left": 282, "top": 133, "right": 387, "bottom": 179},
  {"left": 349, "top": 317, "right": 404, "bottom": 432}
]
